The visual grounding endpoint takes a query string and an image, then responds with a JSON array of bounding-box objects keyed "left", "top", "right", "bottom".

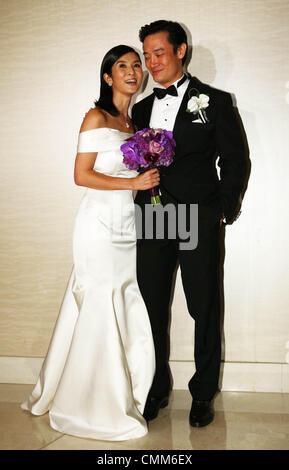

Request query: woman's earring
[{"left": 108, "top": 81, "right": 112, "bottom": 87}]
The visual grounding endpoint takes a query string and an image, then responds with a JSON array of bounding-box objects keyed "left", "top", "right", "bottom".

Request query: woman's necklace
[{"left": 119, "top": 114, "right": 130, "bottom": 129}]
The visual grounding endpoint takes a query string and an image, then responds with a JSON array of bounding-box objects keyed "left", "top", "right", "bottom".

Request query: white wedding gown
[{"left": 21, "top": 128, "right": 155, "bottom": 441}]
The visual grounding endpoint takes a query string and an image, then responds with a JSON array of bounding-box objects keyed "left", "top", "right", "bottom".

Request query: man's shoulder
[
  {"left": 132, "top": 93, "right": 155, "bottom": 123},
  {"left": 190, "top": 76, "right": 232, "bottom": 102},
  {"left": 133, "top": 93, "right": 154, "bottom": 111}
]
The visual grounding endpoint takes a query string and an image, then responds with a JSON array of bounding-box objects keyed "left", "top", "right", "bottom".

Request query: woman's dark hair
[
  {"left": 94, "top": 45, "right": 141, "bottom": 117},
  {"left": 139, "top": 20, "right": 188, "bottom": 65}
]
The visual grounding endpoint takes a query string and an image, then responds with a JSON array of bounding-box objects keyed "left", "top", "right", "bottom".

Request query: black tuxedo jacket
[{"left": 132, "top": 76, "right": 247, "bottom": 225}]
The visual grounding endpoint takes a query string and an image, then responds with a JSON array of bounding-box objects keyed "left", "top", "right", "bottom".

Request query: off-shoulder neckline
[{"left": 79, "top": 127, "right": 133, "bottom": 136}]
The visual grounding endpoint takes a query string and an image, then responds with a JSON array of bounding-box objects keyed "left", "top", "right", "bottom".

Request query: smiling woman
[
  {"left": 95, "top": 45, "right": 142, "bottom": 119},
  {"left": 20, "top": 44, "right": 158, "bottom": 442}
]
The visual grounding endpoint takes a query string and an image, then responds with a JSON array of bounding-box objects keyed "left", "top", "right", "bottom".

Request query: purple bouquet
[{"left": 120, "top": 128, "right": 176, "bottom": 204}]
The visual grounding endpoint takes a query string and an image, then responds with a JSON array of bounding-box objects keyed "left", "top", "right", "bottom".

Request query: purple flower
[
  {"left": 149, "top": 140, "right": 164, "bottom": 154},
  {"left": 120, "top": 127, "right": 176, "bottom": 171}
]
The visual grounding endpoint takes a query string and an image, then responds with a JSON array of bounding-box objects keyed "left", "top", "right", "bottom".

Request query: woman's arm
[{"left": 74, "top": 109, "right": 160, "bottom": 191}]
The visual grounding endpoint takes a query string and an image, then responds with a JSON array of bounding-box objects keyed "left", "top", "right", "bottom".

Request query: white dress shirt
[{"left": 149, "top": 75, "right": 189, "bottom": 131}]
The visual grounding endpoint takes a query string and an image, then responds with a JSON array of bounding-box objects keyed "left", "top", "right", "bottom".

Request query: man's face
[{"left": 143, "top": 31, "right": 185, "bottom": 88}]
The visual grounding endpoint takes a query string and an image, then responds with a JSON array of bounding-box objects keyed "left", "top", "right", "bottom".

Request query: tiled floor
[{"left": 0, "top": 384, "right": 288, "bottom": 450}]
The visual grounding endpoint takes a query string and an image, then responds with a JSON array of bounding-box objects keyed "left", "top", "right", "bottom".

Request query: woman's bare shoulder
[{"left": 79, "top": 107, "right": 107, "bottom": 132}]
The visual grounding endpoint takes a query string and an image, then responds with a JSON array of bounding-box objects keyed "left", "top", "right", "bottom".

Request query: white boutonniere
[{"left": 186, "top": 89, "right": 210, "bottom": 123}]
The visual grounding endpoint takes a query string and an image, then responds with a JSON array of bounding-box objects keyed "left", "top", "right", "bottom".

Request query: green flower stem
[{"left": 151, "top": 195, "right": 162, "bottom": 205}]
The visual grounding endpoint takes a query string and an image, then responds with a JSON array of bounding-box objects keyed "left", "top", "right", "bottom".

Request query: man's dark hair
[{"left": 139, "top": 20, "right": 188, "bottom": 65}]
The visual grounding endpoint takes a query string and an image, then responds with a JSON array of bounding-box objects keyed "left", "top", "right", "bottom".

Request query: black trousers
[{"left": 136, "top": 222, "right": 221, "bottom": 401}]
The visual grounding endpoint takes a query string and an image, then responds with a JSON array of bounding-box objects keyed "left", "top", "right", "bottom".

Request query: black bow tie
[
  {"left": 153, "top": 84, "right": 177, "bottom": 99},
  {"left": 153, "top": 74, "right": 187, "bottom": 100}
]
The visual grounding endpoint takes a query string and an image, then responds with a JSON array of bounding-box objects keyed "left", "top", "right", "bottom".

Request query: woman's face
[{"left": 108, "top": 52, "right": 143, "bottom": 95}]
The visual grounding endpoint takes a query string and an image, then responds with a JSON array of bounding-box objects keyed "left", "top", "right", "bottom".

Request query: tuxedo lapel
[
  {"left": 138, "top": 93, "right": 155, "bottom": 128},
  {"left": 173, "top": 76, "right": 200, "bottom": 136},
  {"left": 136, "top": 77, "right": 203, "bottom": 133}
]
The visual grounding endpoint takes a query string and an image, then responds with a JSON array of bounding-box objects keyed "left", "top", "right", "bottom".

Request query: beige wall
[{"left": 1, "top": 0, "right": 289, "bottom": 391}]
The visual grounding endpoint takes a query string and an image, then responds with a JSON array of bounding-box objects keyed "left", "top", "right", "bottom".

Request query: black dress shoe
[
  {"left": 143, "top": 396, "right": 169, "bottom": 421},
  {"left": 189, "top": 400, "right": 214, "bottom": 427}
]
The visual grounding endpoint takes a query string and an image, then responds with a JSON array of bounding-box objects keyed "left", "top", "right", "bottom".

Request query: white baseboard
[
  {"left": 170, "top": 361, "right": 289, "bottom": 393},
  {"left": 0, "top": 357, "right": 44, "bottom": 384},
  {"left": 1, "top": 356, "right": 288, "bottom": 393}
]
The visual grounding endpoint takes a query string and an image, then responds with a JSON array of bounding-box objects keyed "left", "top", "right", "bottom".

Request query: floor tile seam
[{"left": 38, "top": 435, "right": 65, "bottom": 450}]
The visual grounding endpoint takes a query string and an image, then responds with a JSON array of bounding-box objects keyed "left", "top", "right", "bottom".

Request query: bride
[{"left": 21, "top": 45, "right": 159, "bottom": 441}]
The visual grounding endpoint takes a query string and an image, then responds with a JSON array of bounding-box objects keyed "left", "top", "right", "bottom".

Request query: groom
[{"left": 132, "top": 20, "right": 247, "bottom": 427}]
